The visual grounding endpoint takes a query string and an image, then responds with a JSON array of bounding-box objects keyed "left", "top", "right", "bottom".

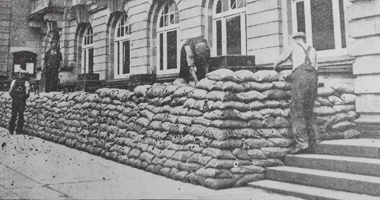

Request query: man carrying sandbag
[
  {"left": 273, "top": 32, "right": 319, "bottom": 153},
  {"left": 8, "top": 70, "right": 30, "bottom": 135},
  {"left": 179, "top": 36, "right": 210, "bottom": 85}
]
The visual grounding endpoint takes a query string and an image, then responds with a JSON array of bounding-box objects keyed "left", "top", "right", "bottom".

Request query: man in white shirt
[
  {"left": 8, "top": 70, "right": 30, "bottom": 135},
  {"left": 273, "top": 32, "right": 319, "bottom": 153}
]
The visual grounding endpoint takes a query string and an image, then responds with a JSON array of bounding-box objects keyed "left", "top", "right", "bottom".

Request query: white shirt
[
  {"left": 275, "top": 41, "right": 317, "bottom": 71},
  {"left": 9, "top": 79, "right": 30, "bottom": 95}
]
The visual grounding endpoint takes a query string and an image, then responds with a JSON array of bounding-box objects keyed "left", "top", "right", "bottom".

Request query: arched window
[
  {"left": 212, "top": 0, "right": 247, "bottom": 56},
  {"left": 157, "top": 1, "right": 179, "bottom": 75},
  {"left": 82, "top": 26, "right": 94, "bottom": 74},
  {"left": 114, "top": 15, "right": 131, "bottom": 78}
]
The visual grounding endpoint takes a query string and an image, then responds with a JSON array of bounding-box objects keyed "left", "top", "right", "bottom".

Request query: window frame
[
  {"left": 156, "top": 1, "right": 180, "bottom": 75},
  {"left": 82, "top": 26, "right": 94, "bottom": 74},
  {"left": 114, "top": 15, "right": 131, "bottom": 79},
  {"left": 291, "top": 0, "right": 349, "bottom": 58},
  {"left": 212, "top": 0, "right": 247, "bottom": 56}
]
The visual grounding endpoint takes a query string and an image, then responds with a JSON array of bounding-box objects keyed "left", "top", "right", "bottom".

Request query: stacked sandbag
[
  {"left": 314, "top": 83, "right": 360, "bottom": 140},
  {"left": 0, "top": 92, "right": 12, "bottom": 127},
  {"left": 0, "top": 69, "right": 361, "bottom": 190}
]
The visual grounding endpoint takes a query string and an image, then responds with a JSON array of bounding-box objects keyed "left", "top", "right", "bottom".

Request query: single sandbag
[
  {"left": 210, "top": 139, "right": 243, "bottom": 149},
  {"left": 202, "top": 148, "right": 236, "bottom": 160},
  {"left": 279, "top": 70, "right": 292, "bottom": 81},
  {"left": 234, "top": 70, "right": 258, "bottom": 82},
  {"left": 236, "top": 91, "right": 266, "bottom": 102},
  {"left": 242, "top": 82, "right": 273, "bottom": 92},
  {"left": 162, "top": 85, "right": 181, "bottom": 97},
  {"left": 331, "top": 121, "right": 355, "bottom": 131},
  {"left": 243, "top": 139, "right": 274, "bottom": 149},
  {"left": 340, "top": 93, "right": 357, "bottom": 104},
  {"left": 134, "top": 85, "right": 152, "bottom": 97},
  {"left": 188, "top": 89, "right": 208, "bottom": 100},
  {"left": 313, "top": 106, "right": 337, "bottom": 115},
  {"left": 196, "top": 78, "right": 217, "bottom": 91},
  {"left": 206, "top": 91, "right": 239, "bottom": 101},
  {"left": 253, "top": 70, "right": 280, "bottom": 82},
  {"left": 331, "top": 82, "right": 354, "bottom": 94},
  {"left": 231, "top": 128, "right": 261, "bottom": 138},
  {"left": 328, "top": 96, "right": 344, "bottom": 105},
  {"left": 262, "top": 89, "right": 290, "bottom": 100},
  {"left": 233, "top": 173, "right": 264, "bottom": 187},
  {"left": 195, "top": 168, "right": 233, "bottom": 178},
  {"left": 333, "top": 104, "right": 355, "bottom": 113},
  {"left": 211, "top": 119, "right": 248, "bottom": 129},
  {"left": 187, "top": 153, "right": 213, "bottom": 165},
  {"left": 261, "top": 147, "right": 288, "bottom": 158},
  {"left": 221, "top": 81, "right": 245, "bottom": 92},
  {"left": 206, "top": 68, "right": 241, "bottom": 82},
  {"left": 318, "top": 87, "right": 337, "bottom": 97},
  {"left": 173, "top": 86, "right": 195, "bottom": 97},
  {"left": 146, "top": 85, "right": 166, "bottom": 98}
]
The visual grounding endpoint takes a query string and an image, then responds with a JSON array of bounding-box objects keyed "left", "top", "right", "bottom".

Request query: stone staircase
[{"left": 248, "top": 139, "right": 380, "bottom": 200}]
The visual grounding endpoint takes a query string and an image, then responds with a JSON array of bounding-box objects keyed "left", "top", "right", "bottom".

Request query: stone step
[
  {"left": 248, "top": 180, "right": 379, "bottom": 200},
  {"left": 315, "top": 139, "right": 380, "bottom": 158},
  {"left": 265, "top": 166, "right": 380, "bottom": 196},
  {"left": 285, "top": 154, "right": 380, "bottom": 177}
]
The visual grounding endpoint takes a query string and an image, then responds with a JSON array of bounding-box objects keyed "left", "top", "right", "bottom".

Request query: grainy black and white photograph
[{"left": 0, "top": 0, "right": 379, "bottom": 199}]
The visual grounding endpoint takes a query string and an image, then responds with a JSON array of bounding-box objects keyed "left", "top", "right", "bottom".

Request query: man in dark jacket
[
  {"left": 43, "top": 39, "right": 62, "bottom": 92},
  {"left": 179, "top": 37, "right": 210, "bottom": 84},
  {"left": 9, "top": 70, "right": 30, "bottom": 135}
]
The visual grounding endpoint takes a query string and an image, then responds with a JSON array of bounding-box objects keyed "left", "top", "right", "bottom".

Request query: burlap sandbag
[
  {"left": 202, "top": 148, "right": 236, "bottom": 160},
  {"left": 333, "top": 104, "right": 355, "bottom": 113},
  {"left": 206, "top": 68, "right": 241, "bottom": 82},
  {"left": 204, "top": 127, "right": 232, "bottom": 141},
  {"left": 313, "top": 106, "right": 337, "bottom": 115},
  {"left": 239, "top": 111, "right": 264, "bottom": 120},
  {"left": 162, "top": 85, "right": 181, "bottom": 97},
  {"left": 195, "top": 168, "right": 233, "bottom": 178},
  {"left": 188, "top": 124, "right": 206, "bottom": 136},
  {"left": 263, "top": 100, "right": 288, "bottom": 109},
  {"left": 328, "top": 96, "right": 344, "bottom": 105},
  {"left": 192, "top": 117, "right": 212, "bottom": 126},
  {"left": 184, "top": 144, "right": 204, "bottom": 153},
  {"left": 203, "top": 175, "right": 243, "bottom": 190},
  {"left": 204, "top": 109, "right": 241, "bottom": 120},
  {"left": 249, "top": 101, "right": 265, "bottom": 110},
  {"left": 268, "top": 138, "right": 295, "bottom": 147},
  {"left": 318, "top": 87, "right": 337, "bottom": 97},
  {"left": 261, "top": 147, "right": 289, "bottom": 158},
  {"left": 243, "top": 138, "right": 274, "bottom": 149},
  {"left": 230, "top": 165, "right": 265, "bottom": 174},
  {"left": 233, "top": 173, "right": 264, "bottom": 187},
  {"left": 188, "top": 89, "right": 208, "bottom": 100},
  {"left": 220, "top": 81, "right": 245, "bottom": 92},
  {"left": 253, "top": 70, "right": 280, "bottom": 82},
  {"left": 272, "top": 81, "right": 292, "bottom": 91},
  {"left": 178, "top": 162, "right": 203, "bottom": 172},
  {"left": 331, "top": 82, "right": 354, "bottom": 94},
  {"left": 231, "top": 128, "right": 261, "bottom": 138},
  {"left": 211, "top": 119, "right": 248, "bottom": 129},
  {"left": 177, "top": 116, "right": 193, "bottom": 125},
  {"left": 209, "top": 101, "right": 250, "bottom": 111},
  {"left": 171, "top": 151, "right": 194, "bottom": 162},
  {"left": 242, "top": 82, "right": 273, "bottom": 92},
  {"left": 174, "top": 171, "right": 190, "bottom": 182},
  {"left": 331, "top": 121, "right": 355, "bottom": 131},
  {"left": 146, "top": 85, "right": 166, "bottom": 98},
  {"left": 340, "top": 93, "right": 357, "bottom": 104},
  {"left": 196, "top": 78, "right": 217, "bottom": 91},
  {"left": 187, "top": 153, "right": 213, "bottom": 165},
  {"left": 262, "top": 89, "right": 291, "bottom": 100},
  {"left": 173, "top": 86, "right": 195, "bottom": 97},
  {"left": 236, "top": 91, "right": 266, "bottom": 102},
  {"left": 234, "top": 70, "right": 257, "bottom": 82},
  {"left": 187, "top": 109, "right": 203, "bottom": 117},
  {"left": 210, "top": 139, "right": 243, "bottom": 149},
  {"left": 206, "top": 159, "right": 251, "bottom": 169},
  {"left": 342, "top": 129, "right": 361, "bottom": 139},
  {"left": 257, "top": 128, "right": 283, "bottom": 138},
  {"left": 134, "top": 85, "right": 152, "bottom": 97},
  {"left": 207, "top": 91, "right": 239, "bottom": 101}
]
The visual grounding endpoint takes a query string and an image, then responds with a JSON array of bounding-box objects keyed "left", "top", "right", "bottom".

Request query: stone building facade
[{"left": 0, "top": 0, "right": 380, "bottom": 131}]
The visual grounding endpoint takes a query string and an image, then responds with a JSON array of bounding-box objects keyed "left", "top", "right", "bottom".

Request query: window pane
[
  {"left": 296, "top": 1, "right": 305, "bottom": 33},
  {"left": 216, "top": 20, "right": 222, "bottom": 56},
  {"left": 159, "top": 33, "right": 164, "bottom": 70},
  {"left": 339, "top": 0, "right": 346, "bottom": 48},
  {"left": 311, "top": 0, "right": 335, "bottom": 51},
  {"left": 160, "top": 16, "right": 163, "bottom": 27},
  {"left": 216, "top": 0, "right": 221, "bottom": 14},
  {"left": 167, "top": 30, "right": 177, "bottom": 70},
  {"left": 231, "top": 0, "right": 236, "bottom": 9},
  {"left": 226, "top": 15, "right": 241, "bottom": 55},
  {"left": 83, "top": 50, "right": 86, "bottom": 73},
  {"left": 89, "top": 48, "right": 94, "bottom": 73},
  {"left": 123, "top": 41, "right": 130, "bottom": 74},
  {"left": 117, "top": 42, "right": 120, "bottom": 75}
]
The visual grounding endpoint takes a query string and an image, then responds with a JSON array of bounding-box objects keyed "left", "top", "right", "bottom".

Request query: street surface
[{"left": 0, "top": 126, "right": 303, "bottom": 199}]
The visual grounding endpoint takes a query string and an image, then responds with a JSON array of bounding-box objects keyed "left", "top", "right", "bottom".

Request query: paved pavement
[{"left": 0, "top": 126, "right": 303, "bottom": 199}]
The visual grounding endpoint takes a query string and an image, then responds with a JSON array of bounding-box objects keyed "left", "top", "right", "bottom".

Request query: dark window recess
[
  {"left": 159, "top": 33, "right": 164, "bottom": 70},
  {"left": 231, "top": 0, "right": 236, "bottom": 9},
  {"left": 167, "top": 30, "right": 177, "bottom": 70},
  {"left": 117, "top": 42, "right": 120, "bottom": 75},
  {"left": 226, "top": 15, "right": 241, "bottom": 55},
  {"left": 216, "top": 0, "right": 222, "bottom": 14},
  {"left": 159, "top": 16, "right": 163, "bottom": 28},
  {"left": 88, "top": 48, "right": 94, "bottom": 73},
  {"left": 311, "top": 0, "right": 335, "bottom": 51},
  {"left": 339, "top": 0, "right": 346, "bottom": 48},
  {"left": 296, "top": 1, "right": 306, "bottom": 33},
  {"left": 83, "top": 50, "right": 87, "bottom": 72},
  {"left": 216, "top": 20, "right": 222, "bottom": 56},
  {"left": 123, "top": 40, "right": 130, "bottom": 74}
]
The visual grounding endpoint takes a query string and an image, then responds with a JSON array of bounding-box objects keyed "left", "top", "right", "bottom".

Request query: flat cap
[{"left": 292, "top": 32, "right": 306, "bottom": 39}]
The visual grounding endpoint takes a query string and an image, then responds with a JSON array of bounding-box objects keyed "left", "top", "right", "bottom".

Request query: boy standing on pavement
[
  {"left": 8, "top": 70, "right": 30, "bottom": 135},
  {"left": 273, "top": 32, "right": 319, "bottom": 153}
]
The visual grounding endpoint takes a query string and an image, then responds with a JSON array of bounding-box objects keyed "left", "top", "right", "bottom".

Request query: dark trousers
[
  {"left": 9, "top": 100, "right": 26, "bottom": 133},
  {"left": 290, "top": 64, "right": 319, "bottom": 147},
  {"left": 45, "top": 68, "right": 59, "bottom": 93}
]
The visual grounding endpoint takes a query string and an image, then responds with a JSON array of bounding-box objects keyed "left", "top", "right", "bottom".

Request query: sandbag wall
[{"left": 0, "top": 69, "right": 359, "bottom": 189}]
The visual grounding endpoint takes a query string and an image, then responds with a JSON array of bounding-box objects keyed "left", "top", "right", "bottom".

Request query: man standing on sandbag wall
[
  {"left": 8, "top": 70, "right": 30, "bottom": 135},
  {"left": 273, "top": 32, "right": 319, "bottom": 153},
  {"left": 179, "top": 36, "right": 210, "bottom": 85},
  {"left": 43, "top": 32, "right": 62, "bottom": 93}
]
